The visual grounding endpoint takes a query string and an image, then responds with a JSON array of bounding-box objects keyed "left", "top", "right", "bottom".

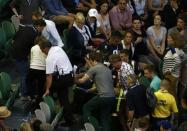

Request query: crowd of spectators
[{"left": 1, "top": 0, "right": 187, "bottom": 130}]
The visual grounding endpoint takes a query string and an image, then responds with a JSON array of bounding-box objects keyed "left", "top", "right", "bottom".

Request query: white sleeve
[
  {"left": 48, "top": 21, "right": 64, "bottom": 47},
  {"left": 46, "top": 57, "right": 56, "bottom": 74}
]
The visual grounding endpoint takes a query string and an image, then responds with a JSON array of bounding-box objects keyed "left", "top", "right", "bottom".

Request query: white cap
[{"left": 88, "top": 8, "right": 98, "bottom": 18}]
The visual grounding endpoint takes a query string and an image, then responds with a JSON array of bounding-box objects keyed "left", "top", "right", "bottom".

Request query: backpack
[{"left": 146, "top": 87, "right": 157, "bottom": 111}]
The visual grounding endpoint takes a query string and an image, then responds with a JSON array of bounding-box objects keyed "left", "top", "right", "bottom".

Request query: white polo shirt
[{"left": 46, "top": 46, "right": 72, "bottom": 75}]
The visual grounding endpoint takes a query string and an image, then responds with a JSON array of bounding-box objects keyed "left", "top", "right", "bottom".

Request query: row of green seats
[
  {"left": 0, "top": 20, "right": 16, "bottom": 59},
  {"left": 0, "top": 72, "right": 20, "bottom": 108}
]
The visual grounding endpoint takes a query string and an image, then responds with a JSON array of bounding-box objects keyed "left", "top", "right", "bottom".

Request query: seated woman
[
  {"left": 68, "top": 12, "right": 92, "bottom": 67},
  {"left": 97, "top": 0, "right": 111, "bottom": 39},
  {"left": 121, "top": 31, "right": 135, "bottom": 60},
  {"left": 146, "top": 15, "right": 167, "bottom": 63}
]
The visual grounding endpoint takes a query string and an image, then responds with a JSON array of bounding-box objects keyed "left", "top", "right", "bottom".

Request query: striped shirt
[{"left": 163, "top": 48, "right": 187, "bottom": 78}]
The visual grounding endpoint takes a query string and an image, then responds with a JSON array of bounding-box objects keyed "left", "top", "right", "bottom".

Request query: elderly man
[{"left": 38, "top": 36, "right": 75, "bottom": 126}]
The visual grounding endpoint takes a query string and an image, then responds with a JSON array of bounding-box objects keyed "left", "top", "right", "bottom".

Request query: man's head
[
  {"left": 126, "top": 74, "right": 137, "bottom": 88},
  {"left": 137, "top": 117, "right": 149, "bottom": 131},
  {"left": 132, "top": 17, "right": 142, "bottom": 30},
  {"left": 177, "top": 13, "right": 187, "bottom": 29},
  {"left": 109, "top": 54, "right": 122, "bottom": 70},
  {"left": 87, "top": 52, "right": 103, "bottom": 65},
  {"left": 160, "top": 79, "right": 171, "bottom": 91},
  {"left": 36, "top": 36, "right": 52, "bottom": 55},
  {"left": 143, "top": 65, "right": 155, "bottom": 79},
  {"left": 119, "top": 49, "right": 129, "bottom": 62},
  {"left": 109, "top": 31, "right": 122, "bottom": 45},
  {"left": 118, "top": 0, "right": 127, "bottom": 11},
  {"left": 33, "top": 19, "right": 46, "bottom": 33}
]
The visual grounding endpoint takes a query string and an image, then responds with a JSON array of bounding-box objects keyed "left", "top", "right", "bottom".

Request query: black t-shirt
[
  {"left": 126, "top": 84, "right": 150, "bottom": 118},
  {"left": 131, "top": 30, "right": 149, "bottom": 60}
]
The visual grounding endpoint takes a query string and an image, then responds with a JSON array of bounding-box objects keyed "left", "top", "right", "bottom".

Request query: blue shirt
[
  {"left": 150, "top": 75, "right": 161, "bottom": 92},
  {"left": 43, "top": 0, "right": 69, "bottom": 17}
]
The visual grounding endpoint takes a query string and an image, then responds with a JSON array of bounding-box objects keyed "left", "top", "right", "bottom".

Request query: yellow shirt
[{"left": 152, "top": 89, "right": 178, "bottom": 118}]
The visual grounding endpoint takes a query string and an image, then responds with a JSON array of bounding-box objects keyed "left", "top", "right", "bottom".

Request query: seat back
[
  {"left": 84, "top": 122, "right": 95, "bottom": 131},
  {"left": 0, "top": 72, "right": 11, "bottom": 99},
  {"left": 0, "top": 27, "right": 6, "bottom": 47},
  {"left": 2, "top": 21, "right": 16, "bottom": 41},
  {"left": 35, "top": 109, "right": 46, "bottom": 123},
  {"left": 11, "top": 15, "right": 20, "bottom": 31},
  {"left": 39, "top": 102, "right": 51, "bottom": 122},
  {"left": 88, "top": 116, "right": 99, "bottom": 131},
  {"left": 43, "top": 96, "right": 55, "bottom": 116}
]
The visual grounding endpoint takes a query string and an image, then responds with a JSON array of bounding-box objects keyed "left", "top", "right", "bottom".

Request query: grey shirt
[{"left": 86, "top": 63, "right": 115, "bottom": 97}]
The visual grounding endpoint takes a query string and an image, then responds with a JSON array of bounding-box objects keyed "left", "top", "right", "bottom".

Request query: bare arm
[{"left": 43, "top": 74, "right": 53, "bottom": 96}]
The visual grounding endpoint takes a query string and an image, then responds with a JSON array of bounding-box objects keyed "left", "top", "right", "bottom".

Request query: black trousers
[
  {"left": 52, "top": 73, "right": 74, "bottom": 124},
  {"left": 26, "top": 69, "right": 46, "bottom": 98}
]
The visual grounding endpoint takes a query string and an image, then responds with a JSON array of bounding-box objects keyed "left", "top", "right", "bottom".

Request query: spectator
[
  {"left": 121, "top": 31, "right": 135, "bottom": 60},
  {"left": 109, "top": 0, "right": 132, "bottom": 31},
  {"left": 151, "top": 79, "right": 178, "bottom": 130},
  {"left": 147, "top": 15, "right": 167, "bottom": 63},
  {"left": 38, "top": 36, "right": 75, "bottom": 126},
  {"left": 147, "top": 0, "right": 165, "bottom": 27},
  {"left": 125, "top": 74, "right": 150, "bottom": 131},
  {"left": 97, "top": 31, "right": 123, "bottom": 60},
  {"left": 143, "top": 65, "right": 161, "bottom": 92},
  {"left": 109, "top": 54, "right": 135, "bottom": 89},
  {"left": 32, "top": 11, "right": 64, "bottom": 47},
  {"left": 85, "top": 8, "right": 106, "bottom": 45},
  {"left": 97, "top": 0, "right": 111, "bottom": 39},
  {"left": 75, "top": 52, "right": 115, "bottom": 131},
  {"left": 0, "top": 106, "right": 11, "bottom": 131},
  {"left": 130, "top": 17, "right": 150, "bottom": 61},
  {"left": 68, "top": 12, "right": 92, "bottom": 66},
  {"left": 12, "top": 26, "right": 37, "bottom": 99},
  {"left": 43, "top": 0, "right": 74, "bottom": 29},
  {"left": 162, "top": 0, "right": 181, "bottom": 29},
  {"left": 168, "top": 13, "right": 187, "bottom": 54},
  {"left": 39, "top": 123, "right": 52, "bottom": 131},
  {"left": 130, "top": 0, "right": 148, "bottom": 20},
  {"left": 10, "top": 0, "right": 43, "bottom": 26},
  {"left": 30, "top": 119, "right": 42, "bottom": 131}
]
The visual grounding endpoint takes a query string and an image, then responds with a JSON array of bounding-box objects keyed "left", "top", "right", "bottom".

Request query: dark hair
[
  {"left": 111, "top": 31, "right": 122, "bottom": 38},
  {"left": 97, "top": 0, "right": 109, "bottom": 12},
  {"left": 177, "top": 13, "right": 187, "bottom": 24},
  {"left": 37, "top": 36, "right": 52, "bottom": 49},
  {"left": 143, "top": 65, "right": 155, "bottom": 73},
  {"left": 109, "top": 54, "right": 121, "bottom": 64},
  {"left": 132, "top": 16, "right": 142, "bottom": 22},
  {"left": 33, "top": 19, "right": 46, "bottom": 27},
  {"left": 138, "top": 117, "right": 149, "bottom": 128},
  {"left": 31, "top": 119, "right": 42, "bottom": 131},
  {"left": 88, "top": 52, "right": 103, "bottom": 62},
  {"left": 32, "top": 11, "right": 42, "bottom": 18},
  {"left": 120, "top": 49, "right": 129, "bottom": 55}
]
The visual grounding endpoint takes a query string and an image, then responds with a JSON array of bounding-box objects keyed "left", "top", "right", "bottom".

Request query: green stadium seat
[
  {"left": 43, "top": 96, "right": 55, "bottom": 117},
  {"left": 88, "top": 116, "right": 100, "bottom": 131},
  {"left": 2, "top": 21, "right": 16, "bottom": 41}
]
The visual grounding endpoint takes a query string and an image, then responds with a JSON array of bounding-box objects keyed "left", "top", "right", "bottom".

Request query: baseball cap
[{"left": 88, "top": 8, "right": 98, "bottom": 18}]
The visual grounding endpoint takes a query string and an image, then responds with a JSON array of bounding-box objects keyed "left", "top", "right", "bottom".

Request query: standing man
[
  {"left": 32, "top": 12, "right": 64, "bottom": 47},
  {"left": 10, "top": 0, "right": 43, "bottom": 27},
  {"left": 12, "top": 25, "right": 37, "bottom": 99},
  {"left": 38, "top": 36, "right": 75, "bottom": 126},
  {"left": 75, "top": 52, "right": 115, "bottom": 131}
]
